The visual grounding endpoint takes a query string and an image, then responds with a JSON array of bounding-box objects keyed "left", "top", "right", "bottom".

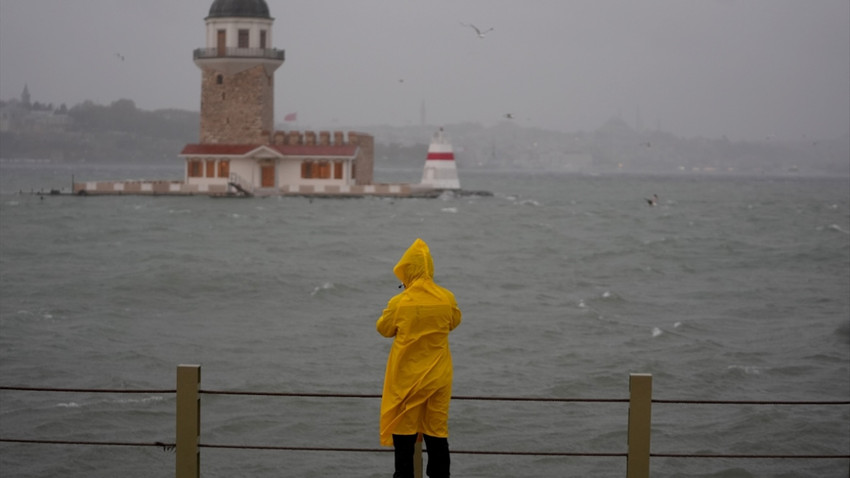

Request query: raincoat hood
[{"left": 393, "top": 238, "right": 434, "bottom": 287}]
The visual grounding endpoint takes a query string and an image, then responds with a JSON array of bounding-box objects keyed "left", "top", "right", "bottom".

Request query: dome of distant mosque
[{"left": 207, "top": 0, "right": 271, "bottom": 19}]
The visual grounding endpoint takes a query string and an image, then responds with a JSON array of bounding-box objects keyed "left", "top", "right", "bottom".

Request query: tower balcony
[{"left": 193, "top": 47, "right": 285, "bottom": 61}]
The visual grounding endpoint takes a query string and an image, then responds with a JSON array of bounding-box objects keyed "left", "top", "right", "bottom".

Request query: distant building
[
  {"left": 0, "top": 85, "right": 71, "bottom": 133},
  {"left": 179, "top": 0, "right": 374, "bottom": 194},
  {"left": 21, "top": 84, "right": 31, "bottom": 108}
]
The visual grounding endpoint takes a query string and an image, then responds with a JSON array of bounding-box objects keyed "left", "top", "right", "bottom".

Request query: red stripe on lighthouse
[{"left": 426, "top": 152, "right": 455, "bottom": 160}]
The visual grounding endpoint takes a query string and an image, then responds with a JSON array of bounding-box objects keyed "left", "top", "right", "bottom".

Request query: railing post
[
  {"left": 176, "top": 364, "right": 201, "bottom": 478},
  {"left": 414, "top": 433, "right": 423, "bottom": 478},
  {"left": 627, "top": 373, "right": 652, "bottom": 478}
]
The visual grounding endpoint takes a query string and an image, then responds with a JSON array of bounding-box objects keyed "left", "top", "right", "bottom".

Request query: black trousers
[{"left": 392, "top": 433, "right": 450, "bottom": 478}]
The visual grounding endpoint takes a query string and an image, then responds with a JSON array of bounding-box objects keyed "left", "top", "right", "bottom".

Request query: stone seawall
[{"left": 72, "top": 180, "right": 439, "bottom": 198}]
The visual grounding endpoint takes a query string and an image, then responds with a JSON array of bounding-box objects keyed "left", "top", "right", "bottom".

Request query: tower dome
[{"left": 207, "top": 0, "right": 271, "bottom": 19}]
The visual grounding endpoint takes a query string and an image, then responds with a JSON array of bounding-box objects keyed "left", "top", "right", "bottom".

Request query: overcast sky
[{"left": 1, "top": 0, "right": 848, "bottom": 141}]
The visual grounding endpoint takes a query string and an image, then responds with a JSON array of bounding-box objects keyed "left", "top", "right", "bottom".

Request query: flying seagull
[
  {"left": 504, "top": 113, "right": 514, "bottom": 119},
  {"left": 460, "top": 22, "right": 494, "bottom": 38}
]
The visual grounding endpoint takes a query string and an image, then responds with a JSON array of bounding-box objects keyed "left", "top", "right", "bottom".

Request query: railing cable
[
  {"left": 4, "top": 387, "right": 846, "bottom": 406},
  {"left": 0, "top": 386, "right": 175, "bottom": 394},
  {"left": 651, "top": 452, "right": 850, "bottom": 459},
  {"left": 199, "top": 389, "right": 627, "bottom": 403},
  {"left": 4, "top": 438, "right": 845, "bottom": 460},
  {"left": 200, "top": 390, "right": 380, "bottom": 399},
  {"left": 0, "top": 438, "right": 175, "bottom": 451},
  {"left": 197, "top": 443, "right": 625, "bottom": 457},
  {"left": 653, "top": 398, "right": 850, "bottom": 405}
]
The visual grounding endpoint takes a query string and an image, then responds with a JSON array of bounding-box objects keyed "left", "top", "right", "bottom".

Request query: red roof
[
  {"left": 179, "top": 143, "right": 359, "bottom": 157},
  {"left": 180, "top": 144, "right": 257, "bottom": 155}
]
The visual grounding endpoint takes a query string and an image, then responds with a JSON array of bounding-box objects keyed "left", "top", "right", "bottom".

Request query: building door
[
  {"left": 217, "top": 30, "right": 226, "bottom": 56},
  {"left": 261, "top": 164, "right": 275, "bottom": 188}
]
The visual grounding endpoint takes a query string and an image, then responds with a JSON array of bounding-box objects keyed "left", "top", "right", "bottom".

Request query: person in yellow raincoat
[{"left": 377, "top": 238, "right": 462, "bottom": 478}]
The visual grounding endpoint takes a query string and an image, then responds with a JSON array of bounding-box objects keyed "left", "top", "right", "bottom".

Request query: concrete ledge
[{"left": 70, "top": 181, "right": 470, "bottom": 198}]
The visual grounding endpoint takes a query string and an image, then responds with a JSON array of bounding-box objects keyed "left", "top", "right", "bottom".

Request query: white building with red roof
[{"left": 178, "top": 0, "right": 375, "bottom": 196}]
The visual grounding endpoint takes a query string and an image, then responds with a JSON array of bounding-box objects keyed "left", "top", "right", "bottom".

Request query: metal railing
[
  {"left": 1, "top": 366, "right": 848, "bottom": 478},
  {"left": 193, "top": 47, "right": 285, "bottom": 61},
  {"left": 228, "top": 172, "right": 255, "bottom": 195}
]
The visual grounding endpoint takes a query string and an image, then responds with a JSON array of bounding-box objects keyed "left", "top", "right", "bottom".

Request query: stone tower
[{"left": 194, "top": 0, "right": 284, "bottom": 144}]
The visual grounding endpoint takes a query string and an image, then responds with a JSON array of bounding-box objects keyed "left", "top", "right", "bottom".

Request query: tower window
[
  {"left": 260, "top": 30, "right": 267, "bottom": 49},
  {"left": 216, "top": 74, "right": 223, "bottom": 85},
  {"left": 238, "top": 29, "right": 249, "bottom": 48},
  {"left": 216, "top": 30, "right": 226, "bottom": 56}
]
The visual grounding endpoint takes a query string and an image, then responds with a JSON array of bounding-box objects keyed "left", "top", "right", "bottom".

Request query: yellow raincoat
[{"left": 377, "top": 238, "right": 462, "bottom": 446}]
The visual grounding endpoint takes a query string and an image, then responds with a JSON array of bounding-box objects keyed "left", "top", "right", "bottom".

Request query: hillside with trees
[
  {"left": 1, "top": 98, "right": 198, "bottom": 163},
  {"left": 1, "top": 95, "right": 847, "bottom": 178}
]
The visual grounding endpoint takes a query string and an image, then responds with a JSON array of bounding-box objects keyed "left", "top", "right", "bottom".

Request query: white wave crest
[
  {"left": 113, "top": 395, "right": 165, "bottom": 405},
  {"left": 310, "top": 282, "right": 334, "bottom": 296},
  {"left": 727, "top": 365, "right": 761, "bottom": 375},
  {"left": 827, "top": 224, "right": 848, "bottom": 234}
]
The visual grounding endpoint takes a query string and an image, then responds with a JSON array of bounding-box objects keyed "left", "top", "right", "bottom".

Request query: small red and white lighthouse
[{"left": 420, "top": 128, "right": 460, "bottom": 190}]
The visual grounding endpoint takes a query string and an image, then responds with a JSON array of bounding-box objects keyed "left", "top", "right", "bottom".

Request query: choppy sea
[{"left": 1, "top": 160, "right": 848, "bottom": 478}]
